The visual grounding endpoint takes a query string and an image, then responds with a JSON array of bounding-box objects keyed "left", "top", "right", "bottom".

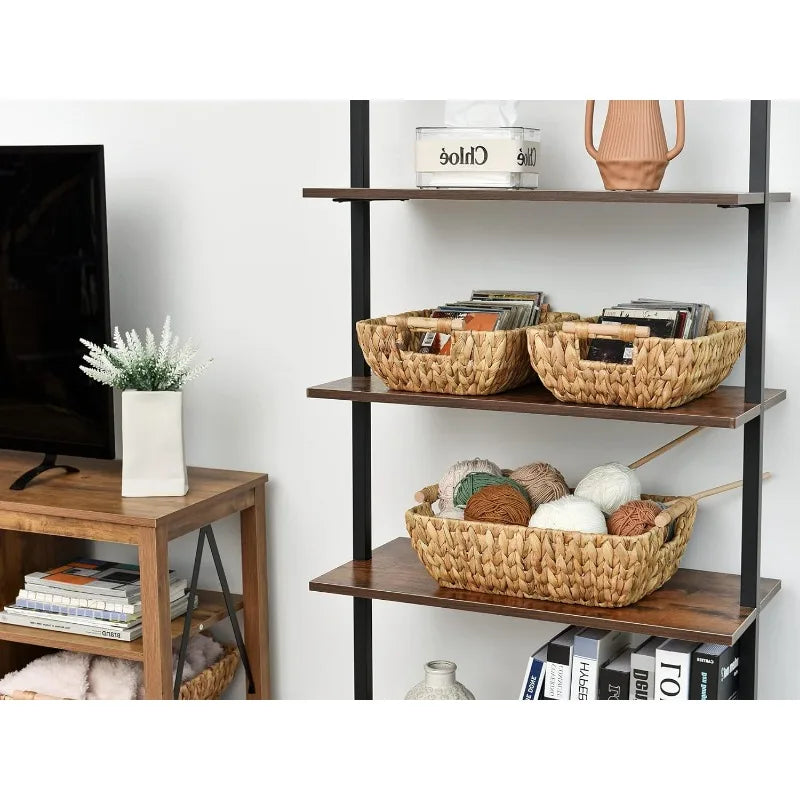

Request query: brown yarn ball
[
  {"left": 464, "top": 484, "right": 531, "bottom": 526},
  {"left": 607, "top": 500, "right": 662, "bottom": 537},
  {"left": 509, "top": 462, "right": 569, "bottom": 508}
]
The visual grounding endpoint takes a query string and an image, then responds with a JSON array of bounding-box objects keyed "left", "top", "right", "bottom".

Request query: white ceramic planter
[{"left": 121, "top": 390, "right": 188, "bottom": 497}]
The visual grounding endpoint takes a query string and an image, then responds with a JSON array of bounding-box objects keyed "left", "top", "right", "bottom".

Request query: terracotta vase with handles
[{"left": 585, "top": 100, "right": 685, "bottom": 190}]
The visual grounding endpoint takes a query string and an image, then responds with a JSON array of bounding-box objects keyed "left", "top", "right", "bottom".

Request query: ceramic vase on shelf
[
  {"left": 404, "top": 660, "right": 475, "bottom": 700},
  {"left": 585, "top": 100, "right": 685, "bottom": 190},
  {"left": 121, "top": 390, "right": 188, "bottom": 498}
]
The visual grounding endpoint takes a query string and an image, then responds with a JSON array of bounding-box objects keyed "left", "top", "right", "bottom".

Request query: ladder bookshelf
[{"left": 305, "top": 100, "right": 788, "bottom": 700}]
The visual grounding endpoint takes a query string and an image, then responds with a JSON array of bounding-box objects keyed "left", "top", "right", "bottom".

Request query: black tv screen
[{"left": 0, "top": 145, "right": 114, "bottom": 459}]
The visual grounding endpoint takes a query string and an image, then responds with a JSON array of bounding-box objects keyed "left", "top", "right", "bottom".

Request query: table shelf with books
[
  {"left": 0, "top": 589, "right": 243, "bottom": 661},
  {"left": 0, "top": 451, "right": 270, "bottom": 699}
]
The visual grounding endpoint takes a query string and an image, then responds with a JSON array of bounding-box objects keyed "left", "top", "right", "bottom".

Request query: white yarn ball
[
  {"left": 436, "top": 506, "right": 465, "bottom": 520},
  {"left": 438, "top": 458, "right": 502, "bottom": 511},
  {"left": 529, "top": 496, "right": 608, "bottom": 535},
  {"left": 574, "top": 462, "right": 641, "bottom": 516}
]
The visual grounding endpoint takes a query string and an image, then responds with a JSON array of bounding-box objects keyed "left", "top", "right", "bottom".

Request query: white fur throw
[{"left": 0, "top": 635, "right": 225, "bottom": 700}]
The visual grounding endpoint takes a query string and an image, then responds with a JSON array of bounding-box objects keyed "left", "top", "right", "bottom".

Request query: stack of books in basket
[{"left": 0, "top": 558, "right": 193, "bottom": 642}]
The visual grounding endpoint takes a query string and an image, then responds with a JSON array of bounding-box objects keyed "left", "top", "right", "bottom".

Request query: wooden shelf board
[
  {"left": 310, "top": 538, "right": 780, "bottom": 646},
  {"left": 0, "top": 450, "right": 267, "bottom": 537},
  {"left": 307, "top": 377, "right": 786, "bottom": 429},
  {"left": 0, "top": 589, "right": 243, "bottom": 662},
  {"left": 303, "top": 187, "right": 791, "bottom": 206}
]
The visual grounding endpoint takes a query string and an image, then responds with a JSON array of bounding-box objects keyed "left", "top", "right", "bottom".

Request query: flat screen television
[{"left": 0, "top": 145, "right": 114, "bottom": 475}]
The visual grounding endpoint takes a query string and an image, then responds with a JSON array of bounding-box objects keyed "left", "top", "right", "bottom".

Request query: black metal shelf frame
[{"left": 344, "top": 100, "right": 771, "bottom": 700}]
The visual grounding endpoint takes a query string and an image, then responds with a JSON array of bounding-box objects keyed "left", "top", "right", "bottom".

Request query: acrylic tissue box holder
[{"left": 415, "top": 126, "right": 541, "bottom": 189}]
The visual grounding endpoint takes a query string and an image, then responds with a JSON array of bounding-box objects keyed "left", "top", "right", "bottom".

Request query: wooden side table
[{"left": 0, "top": 451, "right": 270, "bottom": 700}]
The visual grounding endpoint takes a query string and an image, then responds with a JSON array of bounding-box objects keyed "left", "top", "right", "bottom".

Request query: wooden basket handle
[
  {"left": 654, "top": 497, "right": 695, "bottom": 527},
  {"left": 386, "top": 315, "right": 464, "bottom": 333},
  {"left": 666, "top": 101, "right": 686, "bottom": 161},
  {"left": 629, "top": 427, "right": 705, "bottom": 469},
  {"left": 8, "top": 690, "right": 66, "bottom": 700},
  {"left": 562, "top": 320, "right": 651, "bottom": 340},
  {"left": 414, "top": 484, "right": 440, "bottom": 504},
  {"left": 654, "top": 471, "right": 772, "bottom": 527},
  {"left": 585, "top": 101, "right": 600, "bottom": 161}
]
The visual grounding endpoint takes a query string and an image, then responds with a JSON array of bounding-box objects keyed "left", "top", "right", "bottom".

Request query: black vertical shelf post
[
  {"left": 739, "top": 100, "right": 770, "bottom": 700},
  {"left": 350, "top": 100, "right": 373, "bottom": 699}
]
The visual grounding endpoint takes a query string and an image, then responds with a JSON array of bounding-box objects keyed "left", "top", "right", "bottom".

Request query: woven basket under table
[
  {"left": 407, "top": 485, "right": 697, "bottom": 608},
  {"left": 0, "top": 644, "right": 240, "bottom": 701},
  {"left": 527, "top": 319, "right": 745, "bottom": 409},
  {"left": 357, "top": 309, "right": 580, "bottom": 396}
]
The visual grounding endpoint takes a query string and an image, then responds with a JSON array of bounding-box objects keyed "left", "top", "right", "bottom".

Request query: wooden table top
[{"left": 0, "top": 450, "right": 268, "bottom": 536}]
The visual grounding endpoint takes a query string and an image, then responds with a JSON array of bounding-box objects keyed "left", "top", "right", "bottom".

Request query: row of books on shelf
[
  {"left": 520, "top": 626, "right": 739, "bottom": 701},
  {"left": 0, "top": 558, "right": 195, "bottom": 643}
]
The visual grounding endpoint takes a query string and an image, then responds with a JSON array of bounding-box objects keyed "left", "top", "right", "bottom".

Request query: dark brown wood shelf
[
  {"left": 310, "top": 538, "right": 781, "bottom": 646},
  {"left": 0, "top": 589, "right": 243, "bottom": 662},
  {"left": 303, "top": 187, "right": 791, "bottom": 206},
  {"left": 307, "top": 376, "right": 786, "bottom": 429}
]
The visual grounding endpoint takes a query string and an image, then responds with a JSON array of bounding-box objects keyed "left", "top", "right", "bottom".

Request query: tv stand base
[{"left": 9, "top": 453, "right": 80, "bottom": 491}]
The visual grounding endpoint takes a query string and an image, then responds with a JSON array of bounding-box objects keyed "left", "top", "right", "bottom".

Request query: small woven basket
[
  {"left": 527, "top": 319, "right": 745, "bottom": 408},
  {"left": 0, "top": 644, "right": 240, "bottom": 701},
  {"left": 407, "top": 484, "right": 697, "bottom": 607},
  {"left": 357, "top": 309, "right": 581, "bottom": 396}
]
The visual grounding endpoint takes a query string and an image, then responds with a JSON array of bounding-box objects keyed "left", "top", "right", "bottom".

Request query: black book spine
[
  {"left": 718, "top": 646, "right": 740, "bottom": 700},
  {"left": 598, "top": 666, "right": 630, "bottom": 700},
  {"left": 690, "top": 653, "right": 720, "bottom": 700}
]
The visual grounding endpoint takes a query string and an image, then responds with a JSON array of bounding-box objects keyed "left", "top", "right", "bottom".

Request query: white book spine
[
  {"left": 0, "top": 610, "right": 142, "bottom": 642},
  {"left": 543, "top": 661, "right": 571, "bottom": 700},
  {"left": 629, "top": 653, "right": 656, "bottom": 700},
  {"left": 655, "top": 649, "right": 693, "bottom": 700},
  {"left": 570, "top": 656, "right": 599, "bottom": 701}
]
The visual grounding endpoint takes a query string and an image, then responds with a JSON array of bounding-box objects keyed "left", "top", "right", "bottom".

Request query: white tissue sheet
[{"left": 444, "top": 100, "right": 520, "bottom": 127}]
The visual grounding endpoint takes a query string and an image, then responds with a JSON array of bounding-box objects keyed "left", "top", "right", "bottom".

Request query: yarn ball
[
  {"left": 436, "top": 507, "right": 465, "bottom": 521},
  {"left": 607, "top": 499, "right": 663, "bottom": 537},
  {"left": 574, "top": 462, "right": 642, "bottom": 516},
  {"left": 453, "top": 472, "right": 530, "bottom": 509},
  {"left": 509, "top": 462, "right": 569, "bottom": 508},
  {"left": 438, "top": 458, "right": 502, "bottom": 511},
  {"left": 529, "top": 495, "right": 607, "bottom": 535},
  {"left": 464, "top": 484, "right": 531, "bottom": 526}
]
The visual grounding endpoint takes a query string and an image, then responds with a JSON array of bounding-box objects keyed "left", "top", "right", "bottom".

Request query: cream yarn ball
[
  {"left": 436, "top": 507, "right": 465, "bottom": 521},
  {"left": 529, "top": 495, "right": 607, "bottom": 535},
  {"left": 438, "top": 458, "right": 502, "bottom": 511},
  {"left": 574, "top": 463, "right": 641, "bottom": 516}
]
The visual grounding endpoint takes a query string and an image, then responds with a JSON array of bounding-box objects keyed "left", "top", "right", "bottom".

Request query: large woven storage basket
[
  {"left": 407, "top": 485, "right": 697, "bottom": 607},
  {"left": 527, "top": 319, "right": 745, "bottom": 409},
  {"left": 0, "top": 644, "right": 240, "bottom": 700},
  {"left": 357, "top": 309, "right": 580, "bottom": 396}
]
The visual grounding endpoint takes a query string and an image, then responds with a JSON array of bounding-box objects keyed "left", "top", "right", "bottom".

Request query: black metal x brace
[{"left": 173, "top": 524, "right": 255, "bottom": 699}]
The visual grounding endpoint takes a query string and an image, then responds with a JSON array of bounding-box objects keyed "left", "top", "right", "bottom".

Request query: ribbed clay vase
[
  {"left": 585, "top": 100, "right": 685, "bottom": 190},
  {"left": 404, "top": 660, "right": 475, "bottom": 700}
]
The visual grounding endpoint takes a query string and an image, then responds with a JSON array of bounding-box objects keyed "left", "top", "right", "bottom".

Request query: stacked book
[
  {"left": 519, "top": 625, "right": 739, "bottom": 700},
  {"left": 0, "top": 558, "right": 194, "bottom": 642}
]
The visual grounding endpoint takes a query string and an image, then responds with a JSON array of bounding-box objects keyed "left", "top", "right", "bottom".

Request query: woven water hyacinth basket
[
  {"left": 527, "top": 319, "right": 745, "bottom": 408},
  {"left": 356, "top": 309, "right": 580, "bottom": 396},
  {"left": 0, "top": 645, "right": 239, "bottom": 700},
  {"left": 407, "top": 484, "right": 697, "bottom": 607}
]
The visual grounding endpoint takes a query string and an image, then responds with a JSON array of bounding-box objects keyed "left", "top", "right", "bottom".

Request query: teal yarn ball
[{"left": 453, "top": 472, "right": 530, "bottom": 509}]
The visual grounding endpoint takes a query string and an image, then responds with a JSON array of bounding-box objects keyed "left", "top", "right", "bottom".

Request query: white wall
[{"left": 1, "top": 100, "right": 796, "bottom": 698}]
